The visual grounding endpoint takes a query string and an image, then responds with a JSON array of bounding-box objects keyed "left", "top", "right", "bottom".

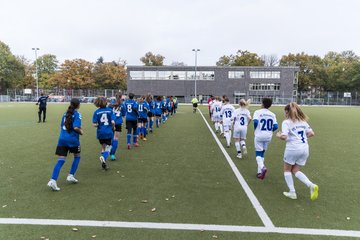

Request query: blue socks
[
  {"left": 101, "top": 151, "right": 109, "bottom": 160},
  {"left": 133, "top": 134, "right": 138, "bottom": 144},
  {"left": 150, "top": 119, "right": 153, "bottom": 129},
  {"left": 127, "top": 134, "right": 131, "bottom": 145},
  {"left": 70, "top": 156, "right": 80, "bottom": 175},
  {"left": 51, "top": 158, "right": 65, "bottom": 180},
  {"left": 111, "top": 139, "right": 118, "bottom": 155}
]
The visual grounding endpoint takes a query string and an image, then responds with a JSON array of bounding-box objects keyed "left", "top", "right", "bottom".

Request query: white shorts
[
  {"left": 223, "top": 124, "right": 232, "bottom": 132},
  {"left": 233, "top": 126, "right": 248, "bottom": 139},
  {"left": 254, "top": 138, "right": 271, "bottom": 152},
  {"left": 283, "top": 147, "right": 309, "bottom": 166},
  {"left": 213, "top": 115, "right": 222, "bottom": 122}
]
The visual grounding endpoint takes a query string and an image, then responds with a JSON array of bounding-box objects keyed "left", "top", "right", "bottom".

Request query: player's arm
[
  {"left": 276, "top": 121, "right": 288, "bottom": 140},
  {"left": 92, "top": 112, "right": 98, "bottom": 127},
  {"left": 306, "top": 125, "right": 315, "bottom": 138},
  {"left": 73, "top": 113, "right": 83, "bottom": 135},
  {"left": 74, "top": 127, "right": 83, "bottom": 135}
]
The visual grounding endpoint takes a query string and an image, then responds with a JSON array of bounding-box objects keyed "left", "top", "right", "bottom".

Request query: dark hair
[
  {"left": 94, "top": 96, "right": 107, "bottom": 108},
  {"left": 262, "top": 98, "right": 272, "bottom": 109},
  {"left": 112, "top": 93, "right": 123, "bottom": 109},
  {"left": 128, "top": 93, "right": 135, "bottom": 99},
  {"left": 65, "top": 98, "right": 80, "bottom": 132}
]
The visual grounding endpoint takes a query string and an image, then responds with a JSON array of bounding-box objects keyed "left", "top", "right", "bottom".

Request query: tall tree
[
  {"left": 140, "top": 52, "right": 165, "bottom": 66},
  {"left": 216, "top": 50, "right": 264, "bottom": 66},
  {"left": 35, "top": 54, "right": 59, "bottom": 88},
  {"left": 280, "top": 52, "right": 325, "bottom": 91},
  {"left": 261, "top": 54, "right": 279, "bottom": 67},
  {"left": 0, "top": 41, "right": 25, "bottom": 92},
  {"left": 93, "top": 61, "right": 127, "bottom": 90},
  {"left": 48, "top": 59, "right": 95, "bottom": 89}
]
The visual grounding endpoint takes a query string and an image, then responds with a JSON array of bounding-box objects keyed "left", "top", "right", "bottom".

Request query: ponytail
[
  {"left": 285, "top": 102, "right": 308, "bottom": 122},
  {"left": 65, "top": 105, "right": 75, "bottom": 131},
  {"left": 65, "top": 98, "right": 80, "bottom": 132}
]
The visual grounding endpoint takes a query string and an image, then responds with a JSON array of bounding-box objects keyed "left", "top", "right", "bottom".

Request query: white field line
[
  {"left": 0, "top": 218, "right": 360, "bottom": 238},
  {"left": 198, "top": 109, "right": 274, "bottom": 228}
]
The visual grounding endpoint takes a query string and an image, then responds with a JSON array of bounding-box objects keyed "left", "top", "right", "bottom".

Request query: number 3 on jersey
[{"left": 100, "top": 113, "right": 109, "bottom": 125}]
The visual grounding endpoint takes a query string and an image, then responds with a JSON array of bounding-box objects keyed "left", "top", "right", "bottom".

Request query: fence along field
[{"left": 0, "top": 103, "right": 359, "bottom": 239}]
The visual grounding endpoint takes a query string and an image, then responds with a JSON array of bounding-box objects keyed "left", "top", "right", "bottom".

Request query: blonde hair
[
  {"left": 239, "top": 99, "right": 251, "bottom": 108},
  {"left": 284, "top": 102, "right": 308, "bottom": 122}
]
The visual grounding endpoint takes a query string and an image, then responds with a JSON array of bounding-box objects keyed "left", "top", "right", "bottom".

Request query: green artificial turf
[{"left": 0, "top": 103, "right": 359, "bottom": 239}]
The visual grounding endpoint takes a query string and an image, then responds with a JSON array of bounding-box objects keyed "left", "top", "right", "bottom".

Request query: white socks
[
  {"left": 215, "top": 122, "right": 219, "bottom": 131},
  {"left": 235, "top": 141, "right": 241, "bottom": 152},
  {"left": 220, "top": 125, "right": 224, "bottom": 134},
  {"left": 284, "top": 172, "right": 295, "bottom": 192},
  {"left": 225, "top": 130, "right": 231, "bottom": 145},
  {"left": 256, "top": 156, "right": 264, "bottom": 173},
  {"left": 295, "top": 171, "right": 313, "bottom": 188},
  {"left": 240, "top": 140, "right": 245, "bottom": 147}
]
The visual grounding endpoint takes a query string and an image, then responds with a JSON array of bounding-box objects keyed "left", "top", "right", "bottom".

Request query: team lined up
[
  {"left": 47, "top": 94, "right": 178, "bottom": 191},
  {"left": 207, "top": 96, "right": 319, "bottom": 201}
]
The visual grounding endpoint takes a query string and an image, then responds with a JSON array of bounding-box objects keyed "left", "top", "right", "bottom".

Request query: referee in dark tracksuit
[{"left": 36, "top": 93, "right": 49, "bottom": 123}]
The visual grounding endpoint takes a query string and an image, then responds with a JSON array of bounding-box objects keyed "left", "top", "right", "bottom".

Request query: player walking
[
  {"left": 253, "top": 98, "right": 278, "bottom": 179},
  {"left": 47, "top": 98, "right": 83, "bottom": 191},
  {"left": 276, "top": 102, "right": 318, "bottom": 200},
  {"left": 123, "top": 93, "right": 139, "bottom": 149},
  {"left": 36, "top": 93, "right": 49, "bottom": 123},
  {"left": 93, "top": 96, "right": 115, "bottom": 170},
  {"left": 233, "top": 99, "right": 252, "bottom": 158},
  {"left": 110, "top": 94, "right": 125, "bottom": 161},
  {"left": 220, "top": 97, "right": 235, "bottom": 147}
]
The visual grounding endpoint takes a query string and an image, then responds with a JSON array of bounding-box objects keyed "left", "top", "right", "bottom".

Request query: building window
[
  {"left": 249, "top": 83, "right": 280, "bottom": 91},
  {"left": 130, "top": 71, "right": 143, "bottom": 80},
  {"left": 144, "top": 71, "right": 157, "bottom": 79},
  {"left": 200, "top": 71, "right": 215, "bottom": 80},
  {"left": 228, "top": 71, "right": 245, "bottom": 79},
  {"left": 158, "top": 71, "right": 172, "bottom": 80},
  {"left": 250, "top": 71, "right": 280, "bottom": 79},
  {"left": 171, "top": 71, "right": 186, "bottom": 80}
]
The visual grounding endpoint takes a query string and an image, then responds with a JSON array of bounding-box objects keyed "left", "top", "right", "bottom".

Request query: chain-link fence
[{"left": 3, "top": 89, "right": 124, "bottom": 102}]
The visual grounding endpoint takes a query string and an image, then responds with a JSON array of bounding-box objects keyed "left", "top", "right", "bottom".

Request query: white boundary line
[
  {"left": 198, "top": 109, "right": 274, "bottom": 228},
  {"left": 0, "top": 109, "right": 359, "bottom": 238},
  {"left": 0, "top": 218, "right": 360, "bottom": 238}
]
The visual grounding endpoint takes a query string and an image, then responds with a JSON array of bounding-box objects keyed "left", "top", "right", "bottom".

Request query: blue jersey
[
  {"left": 148, "top": 100, "right": 155, "bottom": 114},
  {"left": 161, "top": 99, "right": 167, "bottom": 110},
  {"left": 138, "top": 102, "right": 149, "bottom": 119},
  {"left": 123, "top": 99, "right": 139, "bottom": 121},
  {"left": 167, "top": 99, "right": 173, "bottom": 110},
  {"left": 57, "top": 111, "right": 82, "bottom": 147},
  {"left": 113, "top": 105, "right": 125, "bottom": 125},
  {"left": 154, "top": 100, "right": 162, "bottom": 115},
  {"left": 92, "top": 107, "right": 115, "bottom": 140}
]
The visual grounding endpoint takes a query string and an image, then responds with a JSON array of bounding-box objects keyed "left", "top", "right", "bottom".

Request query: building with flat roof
[{"left": 127, "top": 66, "right": 299, "bottom": 104}]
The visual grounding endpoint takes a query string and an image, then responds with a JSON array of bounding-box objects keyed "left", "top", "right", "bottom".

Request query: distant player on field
[
  {"left": 211, "top": 96, "right": 223, "bottom": 134},
  {"left": 36, "top": 93, "right": 49, "bottom": 123},
  {"left": 253, "top": 98, "right": 278, "bottom": 179},
  {"left": 276, "top": 102, "right": 318, "bottom": 201},
  {"left": 137, "top": 96, "right": 149, "bottom": 141},
  {"left": 191, "top": 96, "right": 199, "bottom": 113},
  {"left": 220, "top": 97, "right": 235, "bottom": 147},
  {"left": 109, "top": 94, "right": 125, "bottom": 161},
  {"left": 47, "top": 98, "right": 83, "bottom": 191},
  {"left": 122, "top": 93, "right": 139, "bottom": 149},
  {"left": 233, "top": 99, "right": 252, "bottom": 158},
  {"left": 93, "top": 96, "right": 115, "bottom": 170}
]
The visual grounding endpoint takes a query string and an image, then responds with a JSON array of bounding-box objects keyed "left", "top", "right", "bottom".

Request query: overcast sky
[{"left": 1, "top": 0, "right": 359, "bottom": 66}]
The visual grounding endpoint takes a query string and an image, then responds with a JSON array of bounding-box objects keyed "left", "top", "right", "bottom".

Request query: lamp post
[
  {"left": 192, "top": 49, "right": 200, "bottom": 99},
  {"left": 32, "top": 47, "right": 40, "bottom": 99}
]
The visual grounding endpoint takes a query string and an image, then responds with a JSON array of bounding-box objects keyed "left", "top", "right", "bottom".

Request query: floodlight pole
[
  {"left": 192, "top": 49, "right": 200, "bottom": 99},
  {"left": 32, "top": 47, "right": 40, "bottom": 99}
]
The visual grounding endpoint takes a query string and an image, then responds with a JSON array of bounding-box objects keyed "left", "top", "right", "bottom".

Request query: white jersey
[
  {"left": 233, "top": 108, "right": 251, "bottom": 127},
  {"left": 211, "top": 101, "right": 223, "bottom": 121},
  {"left": 253, "top": 108, "right": 277, "bottom": 141},
  {"left": 221, "top": 103, "right": 235, "bottom": 125},
  {"left": 281, "top": 119, "right": 312, "bottom": 151}
]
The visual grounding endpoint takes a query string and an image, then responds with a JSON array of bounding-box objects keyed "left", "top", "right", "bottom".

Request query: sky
[{"left": 1, "top": 0, "right": 359, "bottom": 66}]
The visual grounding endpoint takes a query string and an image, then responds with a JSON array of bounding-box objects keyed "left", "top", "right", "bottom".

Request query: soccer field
[{"left": 0, "top": 103, "right": 359, "bottom": 239}]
